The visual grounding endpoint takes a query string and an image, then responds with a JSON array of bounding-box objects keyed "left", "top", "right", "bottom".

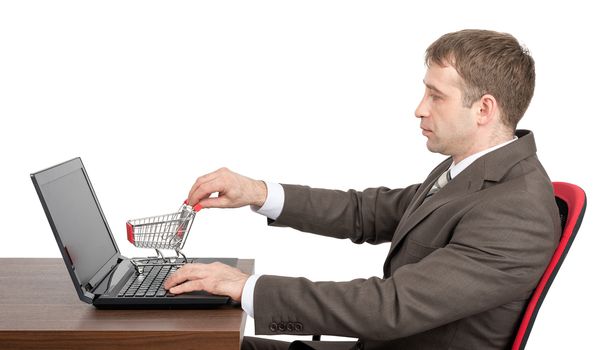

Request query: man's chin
[
  {"left": 426, "top": 142, "right": 449, "bottom": 156},
  {"left": 425, "top": 141, "right": 438, "bottom": 153}
]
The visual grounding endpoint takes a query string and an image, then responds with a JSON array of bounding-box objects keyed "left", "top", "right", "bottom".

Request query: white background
[{"left": 1, "top": 1, "right": 610, "bottom": 348}]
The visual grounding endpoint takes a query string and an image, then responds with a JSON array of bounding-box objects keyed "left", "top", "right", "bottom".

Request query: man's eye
[{"left": 431, "top": 95, "right": 441, "bottom": 101}]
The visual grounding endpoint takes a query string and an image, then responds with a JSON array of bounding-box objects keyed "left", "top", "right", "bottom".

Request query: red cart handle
[{"left": 184, "top": 199, "right": 202, "bottom": 212}]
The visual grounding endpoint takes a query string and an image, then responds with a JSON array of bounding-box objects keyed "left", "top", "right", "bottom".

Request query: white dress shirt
[{"left": 241, "top": 137, "right": 517, "bottom": 318}]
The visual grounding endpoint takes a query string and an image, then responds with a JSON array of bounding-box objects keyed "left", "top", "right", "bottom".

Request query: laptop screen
[{"left": 37, "top": 164, "right": 118, "bottom": 285}]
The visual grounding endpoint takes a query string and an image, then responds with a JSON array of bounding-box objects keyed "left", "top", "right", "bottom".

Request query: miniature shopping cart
[{"left": 126, "top": 201, "right": 202, "bottom": 273}]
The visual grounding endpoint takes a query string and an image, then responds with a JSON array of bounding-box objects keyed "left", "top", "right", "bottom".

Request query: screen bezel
[{"left": 31, "top": 157, "right": 122, "bottom": 303}]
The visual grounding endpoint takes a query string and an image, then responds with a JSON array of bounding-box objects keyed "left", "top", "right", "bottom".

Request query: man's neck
[
  {"left": 452, "top": 130, "right": 514, "bottom": 164},
  {"left": 449, "top": 135, "right": 517, "bottom": 178}
]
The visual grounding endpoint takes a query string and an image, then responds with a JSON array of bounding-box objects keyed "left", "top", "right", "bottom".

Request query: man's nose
[{"left": 414, "top": 96, "right": 428, "bottom": 119}]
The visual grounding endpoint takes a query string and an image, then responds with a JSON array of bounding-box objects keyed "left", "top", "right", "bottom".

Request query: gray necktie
[{"left": 426, "top": 169, "right": 452, "bottom": 198}]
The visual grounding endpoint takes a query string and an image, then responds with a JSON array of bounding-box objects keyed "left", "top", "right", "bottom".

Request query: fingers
[
  {"left": 163, "top": 262, "right": 248, "bottom": 301},
  {"left": 187, "top": 167, "right": 265, "bottom": 209},
  {"left": 189, "top": 178, "right": 222, "bottom": 208},
  {"left": 187, "top": 168, "right": 235, "bottom": 208},
  {"left": 163, "top": 263, "right": 219, "bottom": 293},
  {"left": 198, "top": 196, "right": 233, "bottom": 209},
  {"left": 163, "top": 263, "right": 199, "bottom": 291},
  {"left": 168, "top": 280, "right": 203, "bottom": 295},
  {"left": 188, "top": 168, "right": 250, "bottom": 209},
  {"left": 188, "top": 170, "right": 221, "bottom": 207}
]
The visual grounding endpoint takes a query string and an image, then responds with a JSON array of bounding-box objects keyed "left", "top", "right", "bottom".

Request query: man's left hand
[{"left": 163, "top": 262, "right": 249, "bottom": 302}]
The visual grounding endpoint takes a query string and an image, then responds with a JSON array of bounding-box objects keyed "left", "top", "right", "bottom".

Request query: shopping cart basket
[{"left": 126, "top": 200, "right": 202, "bottom": 273}]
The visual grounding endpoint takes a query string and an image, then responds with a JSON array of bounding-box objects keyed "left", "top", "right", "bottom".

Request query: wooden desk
[{"left": 0, "top": 258, "right": 253, "bottom": 350}]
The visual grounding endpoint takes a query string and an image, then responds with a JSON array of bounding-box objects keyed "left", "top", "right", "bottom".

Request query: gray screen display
[{"left": 40, "top": 169, "right": 117, "bottom": 284}]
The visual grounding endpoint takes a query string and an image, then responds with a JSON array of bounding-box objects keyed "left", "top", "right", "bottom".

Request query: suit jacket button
[
  {"left": 278, "top": 322, "right": 286, "bottom": 331},
  {"left": 287, "top": 322, "right": 294, "bottom": 332},
  {"left": 269, "top": 322, "right": 278, "bottom": 332},
  {"left": 295, "top": 322, "right": 303, "bottom": 332}
]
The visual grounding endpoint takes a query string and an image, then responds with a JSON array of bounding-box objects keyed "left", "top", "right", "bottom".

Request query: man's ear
[{"left": 476, "top": 94, "right": 498, "bottom": 126}]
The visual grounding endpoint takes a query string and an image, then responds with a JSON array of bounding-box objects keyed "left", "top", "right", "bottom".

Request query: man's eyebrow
[{"left": 423, "top": 80, "right": 446, "bottom": 96}]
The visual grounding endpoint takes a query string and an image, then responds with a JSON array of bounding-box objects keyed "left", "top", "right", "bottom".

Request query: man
[{"left": 164, "top": 29, "right": 561, "bottom": 349}]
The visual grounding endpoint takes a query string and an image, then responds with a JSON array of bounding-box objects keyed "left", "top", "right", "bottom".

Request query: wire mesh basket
[{"left": 126, "top": 201, "right": 202, "bottom": 273}]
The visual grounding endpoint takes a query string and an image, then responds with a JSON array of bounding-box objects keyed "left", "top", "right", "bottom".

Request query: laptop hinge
[{"left": 87, "top": 258, "right": 121, "bottom": 294}]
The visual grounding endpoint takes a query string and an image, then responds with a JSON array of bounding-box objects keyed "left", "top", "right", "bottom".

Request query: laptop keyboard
[{"left": 118, "top": 262, "right": 189, "bottom": 298}]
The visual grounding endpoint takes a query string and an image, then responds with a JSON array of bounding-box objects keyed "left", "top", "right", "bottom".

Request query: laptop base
[{"left": 94, "top": 257, "right": 238, "bottom": 309}]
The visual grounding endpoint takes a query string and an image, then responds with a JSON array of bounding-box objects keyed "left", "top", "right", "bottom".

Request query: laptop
[{"left": 31, "top": 157, "right": 238, "bottom": 308}]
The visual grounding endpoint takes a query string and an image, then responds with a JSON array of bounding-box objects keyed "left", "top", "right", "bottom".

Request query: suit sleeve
[
  {"left": 268, "top": 184, "right": 420, "bottom": 245},
  {"left": 253, "top": 190, "right": 560, "bottom": 340}
]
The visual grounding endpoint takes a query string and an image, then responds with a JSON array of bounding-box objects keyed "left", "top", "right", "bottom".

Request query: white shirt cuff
[
  {"left": 241, "top": 274, "right": 261, "bottom": 318},
  {"left": 250, "top": 181, "right": 284, "bottom": 220}
]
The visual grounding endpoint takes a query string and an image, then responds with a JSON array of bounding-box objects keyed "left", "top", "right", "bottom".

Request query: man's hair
[{"left": 425, "top": 29, "right": 535, "bottom": 130}]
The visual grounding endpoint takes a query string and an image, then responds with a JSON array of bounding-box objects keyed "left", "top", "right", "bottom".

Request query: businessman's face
[{"left": 415, "top": 63, "right": 480, "bottom": 162}]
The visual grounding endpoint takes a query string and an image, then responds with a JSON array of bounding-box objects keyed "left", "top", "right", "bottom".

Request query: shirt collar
[{"left": 448, "top": 136, "right": 518, "bottom": 179}]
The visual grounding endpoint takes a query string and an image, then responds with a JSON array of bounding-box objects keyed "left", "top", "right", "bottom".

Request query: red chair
[{"left": 512, "top": 182, "right": 587, "bottom": 350}]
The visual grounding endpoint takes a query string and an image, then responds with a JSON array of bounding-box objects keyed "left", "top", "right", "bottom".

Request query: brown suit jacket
[{"left": 253, "top": 130, "right": 561, "bottom": 350}]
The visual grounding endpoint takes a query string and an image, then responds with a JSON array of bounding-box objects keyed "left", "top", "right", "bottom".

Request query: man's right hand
[{"left": 187, "top": 167, "right": 267, "bottom": 210}]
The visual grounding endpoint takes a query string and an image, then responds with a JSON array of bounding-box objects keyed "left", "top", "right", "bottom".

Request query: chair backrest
[{"left": 511, "top": 182, "right": 587, "bottom": 350}]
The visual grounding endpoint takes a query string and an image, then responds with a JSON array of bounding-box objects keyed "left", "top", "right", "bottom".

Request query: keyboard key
[{"left": 118, "top": 263, "right": 180, "bottom": 298}]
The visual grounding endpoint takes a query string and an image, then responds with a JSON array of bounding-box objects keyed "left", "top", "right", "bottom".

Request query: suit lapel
[
  {"left": 383, "top": 130, "right": 538, "bottom": 275},
  {"left": 387, "top": 161, "right": 485, "bottom": 258},
  {"left": 392, "top": 158, "right": 451, "bottom": 234}
]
